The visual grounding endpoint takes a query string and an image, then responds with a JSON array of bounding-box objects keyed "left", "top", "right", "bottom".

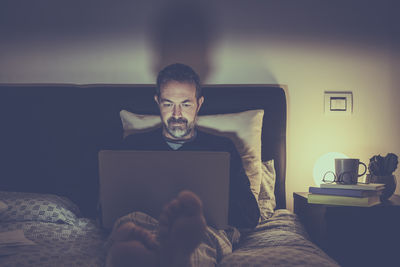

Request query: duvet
[{"left": 0, "top": 191, "right": 338, "bottom": 267}]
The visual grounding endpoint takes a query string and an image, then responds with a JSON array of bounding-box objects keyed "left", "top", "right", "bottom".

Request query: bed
[{"left": 0, "top": 84, "right": 339, "bottom": 266}]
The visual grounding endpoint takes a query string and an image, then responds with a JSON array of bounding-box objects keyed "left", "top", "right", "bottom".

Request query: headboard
[{"left": 0, "top": 84, "right": 287, "bottom": 217}]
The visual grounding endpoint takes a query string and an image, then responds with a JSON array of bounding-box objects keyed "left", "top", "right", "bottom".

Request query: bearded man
[{"left": 107, "top": 63, "right": 260, "bottom": 267}]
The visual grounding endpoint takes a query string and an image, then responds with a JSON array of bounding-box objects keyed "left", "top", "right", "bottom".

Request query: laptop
[{"left": 98, "top": 150, "right": 230, "bottom": 230}]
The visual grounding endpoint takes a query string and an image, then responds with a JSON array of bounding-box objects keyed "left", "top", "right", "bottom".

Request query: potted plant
[{"left": 367, "top": 153, "right": 398, "bottom": 201}]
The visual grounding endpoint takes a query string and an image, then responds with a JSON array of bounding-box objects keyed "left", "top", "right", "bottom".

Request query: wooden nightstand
[{"left": 294, "top": 192, "right": 400, "bottom": 267}]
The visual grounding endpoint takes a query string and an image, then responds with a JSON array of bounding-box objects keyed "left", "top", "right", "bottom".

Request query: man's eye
[
  {"left": 182, "top": 103, "right": 192, "bottom": 107},
  {"left": 162, "top": 103, "right": 172, "bottom": 107}
]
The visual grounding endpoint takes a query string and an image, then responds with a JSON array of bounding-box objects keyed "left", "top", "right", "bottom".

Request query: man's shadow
[{"left": 150, "top": 0, "right": 216, "bottom": 82}]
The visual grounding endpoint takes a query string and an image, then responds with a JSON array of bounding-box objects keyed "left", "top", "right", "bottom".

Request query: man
[{"left": 107, "top": 63, "right": 260, "bottom": 267}]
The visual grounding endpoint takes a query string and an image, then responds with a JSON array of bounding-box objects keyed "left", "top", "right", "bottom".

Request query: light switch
[
  {"left": 324, "top": 91, "right": 352, "bottom": 115},
  {"left": 330, "top": 97, "right": 346, "bottom": 111}
]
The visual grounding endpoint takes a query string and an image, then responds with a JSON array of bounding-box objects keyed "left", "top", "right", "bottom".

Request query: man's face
[{"left": 155, "top": 81, "right": 204, "bottom": 140}]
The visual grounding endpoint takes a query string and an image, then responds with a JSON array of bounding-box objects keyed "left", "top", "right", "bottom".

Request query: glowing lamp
[{"left": 313, "top": 152, "right": 349, "bottom": 186}]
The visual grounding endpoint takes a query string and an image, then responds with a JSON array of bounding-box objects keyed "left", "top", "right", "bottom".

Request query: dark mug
[{"left": 323, "top": 158, "right": 367, "bottom": 184}]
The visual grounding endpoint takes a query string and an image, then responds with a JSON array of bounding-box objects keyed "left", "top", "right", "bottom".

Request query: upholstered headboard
[
  {"left": 201, "top": 85, "right": 287, "bottom": 210},
  {"left": 0, "top": 84, "right": 287, "bottom": 216}
]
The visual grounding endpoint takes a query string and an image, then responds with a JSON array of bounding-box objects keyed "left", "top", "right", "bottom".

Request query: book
[
  {"left": 320, "top": 183, "right": 385, "bottom": 191},
  {"left": 307, "top": 193, "right": 380, "bottom": 207},
  {"left": 309, "top": 187, "right": 382, "bottom": 198}
]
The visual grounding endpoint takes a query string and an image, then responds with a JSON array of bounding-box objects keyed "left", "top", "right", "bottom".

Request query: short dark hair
[{"left": 156, "top": 63, "right": 202, "bottom": 99}]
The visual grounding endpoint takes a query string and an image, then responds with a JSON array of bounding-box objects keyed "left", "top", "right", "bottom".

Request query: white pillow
[
  {"left": 259, "top": 160, "right": 276, "bottom": 222},
  {"left": 0, "top": 201, "right": 8, "bottom": 214},
  {"left": 120, "top": 109, "right": 264, "bottom": 199},
  {"left": 120, "top": 110, "right": 161, "bottom": 137}
]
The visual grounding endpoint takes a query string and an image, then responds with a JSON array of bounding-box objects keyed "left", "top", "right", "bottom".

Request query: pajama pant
[{"left": 105, "top": 212, "right": 241, "bottom": 267}]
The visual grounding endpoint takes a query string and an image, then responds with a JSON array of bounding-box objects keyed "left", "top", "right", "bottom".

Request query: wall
[{"left": 1, "top": 0, "right": 399, "bottom": 210}]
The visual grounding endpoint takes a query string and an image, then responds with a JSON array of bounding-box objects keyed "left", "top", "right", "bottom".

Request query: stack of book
[{"left": 307, "top": 183, "right": 385, "bottom": 207}]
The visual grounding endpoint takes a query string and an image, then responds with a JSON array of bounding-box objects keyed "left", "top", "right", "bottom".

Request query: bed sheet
[
  {"left": 220, "top": 209, "right": 340, "bottom": 267},
  {"left": 0, "top": 218, "right": 107, "bottom": 267},
  {"left": 1, "top": 192, "right": 339, "bottom": 267}
]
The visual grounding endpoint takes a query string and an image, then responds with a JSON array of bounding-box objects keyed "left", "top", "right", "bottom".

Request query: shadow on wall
[{"left": 150, "top": 0, "right": 216, "bottom": 82}]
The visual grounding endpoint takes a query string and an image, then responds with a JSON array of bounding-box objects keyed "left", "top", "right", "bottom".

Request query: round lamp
[{"left": 313, "top": 152, "right": 349, "bottom": 186}]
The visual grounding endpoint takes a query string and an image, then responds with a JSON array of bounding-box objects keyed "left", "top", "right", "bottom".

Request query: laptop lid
[{"left": 98, "top": 150, "right": 230, "bottom": 230}]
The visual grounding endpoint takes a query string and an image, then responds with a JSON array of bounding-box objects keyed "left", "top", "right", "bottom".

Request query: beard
[{"left": 164, "top": 117, "right": 196, "bottom": 139}]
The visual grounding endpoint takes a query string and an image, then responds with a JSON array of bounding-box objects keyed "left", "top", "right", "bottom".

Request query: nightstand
[{"left": 294, "top": 192, "right": 400, "bottom": 267}]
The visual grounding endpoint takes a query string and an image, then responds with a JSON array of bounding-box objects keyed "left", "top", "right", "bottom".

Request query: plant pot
[{"left": 367, "top": 174, "right": 397, "bottom": 201}]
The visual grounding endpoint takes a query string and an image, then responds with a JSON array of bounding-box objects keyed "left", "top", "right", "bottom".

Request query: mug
[{"left": 323, "top": 158, "right": 367, "bottom": 185}]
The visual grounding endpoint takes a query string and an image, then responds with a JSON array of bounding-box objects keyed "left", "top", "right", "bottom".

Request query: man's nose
[{"left": 172, "top": 105, "right": 182, "bottom": 117}]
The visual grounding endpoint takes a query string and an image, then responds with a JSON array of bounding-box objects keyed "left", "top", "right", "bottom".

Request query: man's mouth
[{"left": 168, "top": 118, "right": 187, "bottom": 126}]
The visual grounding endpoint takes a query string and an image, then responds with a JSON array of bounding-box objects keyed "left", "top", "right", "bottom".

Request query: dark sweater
[{"left": 121, "top": 128, "right": 260, "bottom": 229}]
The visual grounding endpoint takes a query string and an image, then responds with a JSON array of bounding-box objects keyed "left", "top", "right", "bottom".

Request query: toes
[
  {"left": 162, "top": 199, "right": 181, "bottom": 222},
  {"left": 157, "top": 191, "right": 207, "bottom": 266},
  {"left": 159, "top": 200, "right": 180, "bottom": 240},
  {"left": 160, "top": 191, "right": 203, "bottom": 224},
  {"left": 176, "top": 191, "right": 203, "bottom": 216},
  {"left": 111, "top": 222, "right": 137, "bottom": 242},
  {"left": 131, "top": 226, "right": 159, "bottom": 250},
  {"left": 112, "top": 222, "right": 158, "bottom": 250},
  {"left": 159, "top": 199, "right": 180, "bottom": 231},
  {"left": 158, "top": 191, "right": 206, "bottom": 244}
]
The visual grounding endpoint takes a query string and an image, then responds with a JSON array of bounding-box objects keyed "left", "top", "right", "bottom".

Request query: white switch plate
[{"left": 324, "top": 91, "right": 352, "bottom": 115}]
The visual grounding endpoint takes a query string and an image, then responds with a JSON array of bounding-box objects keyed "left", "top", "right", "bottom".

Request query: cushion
[
  {"left": 0, "top": 191, "right": 81, "bottom": 225},
  {"left": 119, "top": 109, "right": 264, "bottom": 199},
  {"left": 259, "top": 160, "right": 277, "bottom": 222}
]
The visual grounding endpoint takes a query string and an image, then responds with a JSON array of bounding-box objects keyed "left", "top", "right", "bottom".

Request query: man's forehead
[{"left": 160, "top": 81, "right": 197, "bottom": 99}]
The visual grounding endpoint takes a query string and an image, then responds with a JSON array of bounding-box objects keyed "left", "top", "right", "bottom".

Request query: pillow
[
  {"left": 120, "top": 109, "right": 264, "bottom": 199},
  {"left": 0, "top": 191, "right": 81, "bottom": 225},
  {"left": 258, "top": 160, "right": 277, "bottom": 222},
  {"left": 120, "top": 110, "right": 161, "bottom": 137},
  {"left": 0, "top": 201, "right": 7, "bottom": 214}
]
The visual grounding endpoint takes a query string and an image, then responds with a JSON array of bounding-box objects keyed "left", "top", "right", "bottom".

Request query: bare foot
[
  {"left": 109, "top": 222, "right": 159, "bottom": 267},
  {"left": 158, "top": 191, "right": 207, "bottom": 267},
  {"left": 108, "top": 191, "right": 206, "bottom": 267}
]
